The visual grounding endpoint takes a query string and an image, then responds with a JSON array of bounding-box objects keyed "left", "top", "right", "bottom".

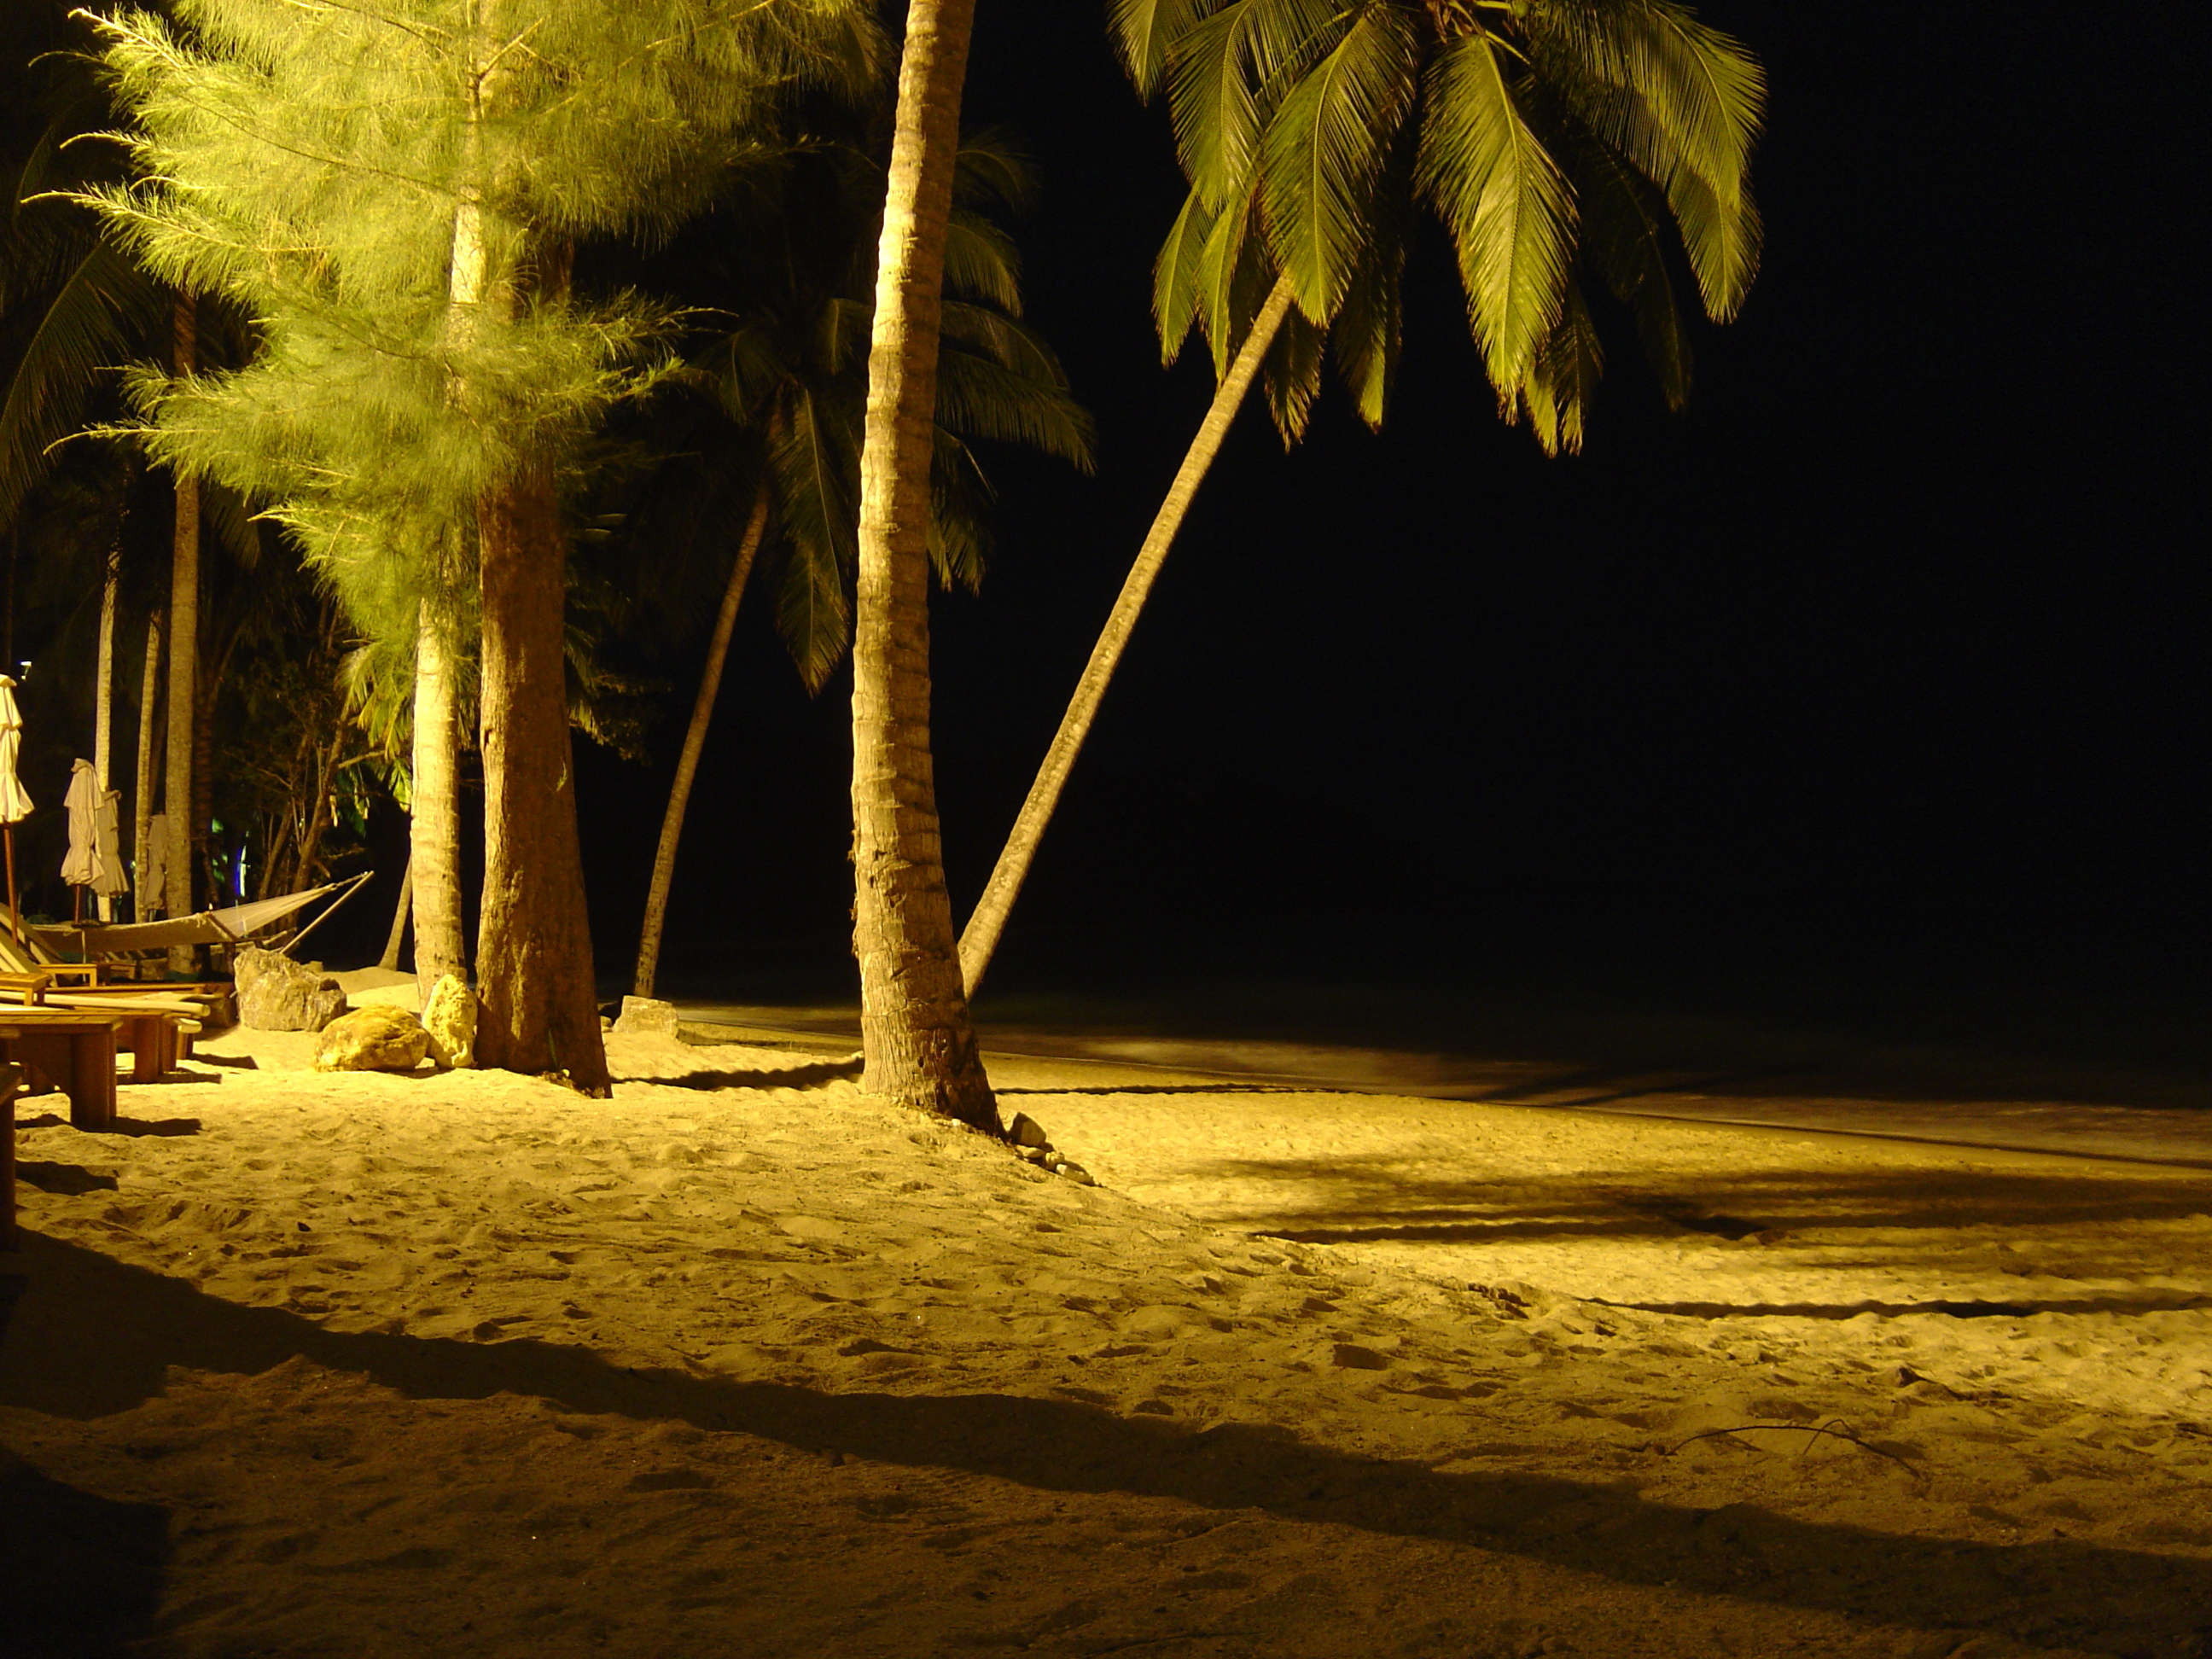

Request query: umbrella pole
[{"left": 3, "top": 824, "right": 16, "bottom": 947}]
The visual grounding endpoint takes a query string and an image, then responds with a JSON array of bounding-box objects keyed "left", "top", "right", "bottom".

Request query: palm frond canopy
[{"left": 1117, "top": 0, "right": 1764, "bottom": 453}]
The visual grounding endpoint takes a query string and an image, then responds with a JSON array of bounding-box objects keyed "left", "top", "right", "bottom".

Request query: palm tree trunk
[
  {"left": 92, "top": 547, "right": 118, "bottom": 919},
  {"left": 380, "top": 854, "right": 412, "bottom": 971},
  {"left": 133, "top": 608, "right": 161, "bottom": 922},
  {"left": 410, "top": 601, "right": 467, "bottom": 993},
  {"left": 164, "top": 293, "right": 199, "bottom": 969},
  {"left": 957, "top": 274, "right": 1295, "bottom": 994},
  {"left": 849, "top": 0, "right": 995, "bottom": 1130},
  {"left": 633, "top": 478, "right": 772, "bottom": 999},
  {"left": 475, "top": 458, "right": 609, "bottom": 1095}
]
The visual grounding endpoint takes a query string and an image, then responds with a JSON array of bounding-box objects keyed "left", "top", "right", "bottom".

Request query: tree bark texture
[
  {"left": 410, "top": 601, "right": 468, "bottom": 993},
  {"left": 633, "top": 480, "right": 771, "bottom": 999},
  {"left": 474, "top": 463, "right": 609, "bottom": 1095},
  {"left": 379, "top": 854, "right": 412, "bottom": 972},
  {"left": 93, "top": 550, "right": 118, "bottom": 920},
  {"left": 957, "top": 275, "right": 1296, "bottom": 995},
  {"left": 848, "top": 0, "right": 996, "bottom": 1130},
  {"left": 133, "top": 608, "right": 161, "bottom": 922},
  {"left": 165, "top": 294, "right": 200, "bottom": 968}
]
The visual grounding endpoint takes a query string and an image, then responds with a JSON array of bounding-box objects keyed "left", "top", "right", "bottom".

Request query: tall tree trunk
[
  {"left": 475, "top": 460, "right": 609, "bottom": 1094},
  {"left": 93, "top": 548, "right": 119, "bottom": 919},
  {"left": 633, "top": 479, "right": 772, "bottom": 999},
  {"left": 849, "top": 0, "right": 995, "bottom": 1130},
  {"left": 165, "top": 293, "right": 200, "bottom": 970},
  {"left": 133, "top": 608, "right": 161, "bottom": 922},
  {"left": 958, "top": 276, "right": 1296, "bottom": 995},
  {"left": 379, "top": 853, "right": 412, "bottom": 972},
  {"left": 410, "top": 601, "right": 468, "bottom": 993}
]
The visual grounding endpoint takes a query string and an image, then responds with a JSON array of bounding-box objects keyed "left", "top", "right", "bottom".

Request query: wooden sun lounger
[{"left": 0, "top": 1010, "right": 125, "bottom": 1131}]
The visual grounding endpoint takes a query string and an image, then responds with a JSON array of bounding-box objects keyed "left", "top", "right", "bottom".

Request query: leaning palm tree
[
  {"left": 847, "top": 0, "right": 998, "bottom": 1126},
  {"left": 623, "top": 130, "right": 1092, "bottom": 999},
  {"left": 954, "top": 0, "right": 1765, "bottom": 993}
]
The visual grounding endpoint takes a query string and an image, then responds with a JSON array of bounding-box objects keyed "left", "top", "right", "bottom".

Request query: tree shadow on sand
[
  {"left": 0, "top": 1443, "right": 171, "bottom": 1657},
  {"left": 3, "top": 1234, "right": 2207, "bottom": 1656}
]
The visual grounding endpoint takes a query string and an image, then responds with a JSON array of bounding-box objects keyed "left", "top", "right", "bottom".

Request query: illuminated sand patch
[{"left": 2, "top": 1027, "right": 2207, "bottom": 1656}]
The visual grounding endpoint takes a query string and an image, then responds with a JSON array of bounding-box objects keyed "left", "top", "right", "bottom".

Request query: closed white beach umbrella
[
  {"left": 62, "top": 757, "right": 104, "bottom": 887},
  {"left": 0, "top": 674, "right": 31, "bottom": 942},
  {"left": 94, "top": 787, "right": 127, "bottom": 897}
]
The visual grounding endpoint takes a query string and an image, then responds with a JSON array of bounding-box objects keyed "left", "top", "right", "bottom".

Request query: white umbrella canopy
[
  {"left": 0, "top": 675, "right": 31, "bottom": 826},
  {"left": 61, "top": 757, "right": 124, "bottom": 895},
  {"left": 0, "top": 673, "right": 31, "bottom": 942}
]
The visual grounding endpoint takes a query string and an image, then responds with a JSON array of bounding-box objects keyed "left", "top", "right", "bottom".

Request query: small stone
[
  {"left": 312, "top": 1004, "right": 432, "bottom": 1073},
  {"left": 1005, "top": 1112, "right": 1052, "bottom": 1150},
  {"left": 613, "top": 996, "right": 679, "bottom": 1035},
  {"left": 1052, "top": 1162, "right": 1097, "bottom": 1186},
  {"left": 422, "top": 974, "right": 478, "bottom": 1069},
  {"left": 1329, "top": 1342, "right": 1390, "bottom": 1371},
  {"left": 1015, "top": 1145, "right": 1050, "bottom": 1165}
]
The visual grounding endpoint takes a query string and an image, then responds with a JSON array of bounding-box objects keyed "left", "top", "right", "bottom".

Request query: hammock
[{"left": 28, "top": 872, "right": 370, "bottom": 957}]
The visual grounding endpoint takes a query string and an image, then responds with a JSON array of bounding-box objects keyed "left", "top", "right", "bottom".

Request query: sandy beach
[{"left": 3, "top": 1022, "right": 2209, "bottom": 1657}]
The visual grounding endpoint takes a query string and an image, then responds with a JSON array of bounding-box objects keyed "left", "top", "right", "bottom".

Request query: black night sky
[{"left": 559, "top": 2, "right": 2203, "bottom": 1063}]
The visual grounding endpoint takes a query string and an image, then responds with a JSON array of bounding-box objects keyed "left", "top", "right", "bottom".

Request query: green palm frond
[
  {"left": 1194, "top": 172, "right": 1274, "bottom": 375},
  {"left": 1152, "top": 188, "right": 1217, "bottom": 363},
  {"left": 1112, "top": 0, "right": 1227, "bottom": 101},
  {"left": 1330, "top": 237, "right": 1404, "bottom": 429},
  {"left": 1569, "top": 133, "right": 1692, "bottom": 409},
  {"left": 1258, "top": 3, "right": 1418, "bottom": 326},
  {"left": 1260, "top": 300, "right": 1326, "bottom": 443},
  {"left": 1415, "top": 32, "right": 1576, "bottom": 396},
  {"left": 927, "top": 428, "right": 992, "bottom": 592},
  {"left": 1517, "top": 278, "right": 1603, "bottom": 456},
  {"left": 1167, "top": 0, "right": 1339, "bottom": 211},
  {"left": 936, "top": 342, "right": 1097, "bottom": 471},
  {"left": 1522, "top": 0, "right": 1762, "bottom": 317},
  {"left": 0, "top": 235, "right": 168, "bottom": 524},
  {"left": 942, "top": 214, "right": 1024, "bottom": 314},
  {"left": 769, "top": 384, "right": 857, "bottom": 690}
]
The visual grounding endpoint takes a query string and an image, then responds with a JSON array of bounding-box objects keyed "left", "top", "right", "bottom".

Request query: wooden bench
[
  {"left": 2, "top": 1060, "right": 21, "bottom": 1251},
  {"left": 0, "top": 1012, "right": 125, "bottom": 1131}
]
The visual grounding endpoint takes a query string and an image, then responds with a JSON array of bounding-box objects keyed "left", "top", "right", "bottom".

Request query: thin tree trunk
[
  {"left": 133, "top": 608, "right": 161, "bottom": 922},
  {"left": 165, "top": 293, "right": 200, "bottom": 970},
  {"left": 958, "top": 276, "right": 1296, "bottom": 995},
  {"left": 93, "top": 548, "right": 118, "bottom": 919},
  {"left": 410, "top": 601, "right": 468, "bottom": 993},
  {"left": 475, "top": 459, "right": 609, "bottom": 1094},
  {"left": 633, "top": 479, "right": 772, "bottom": 999},
  {"left": 379, "top": 853, "right": 412, "bottom": 972},
  {"left": 849, "top": 0, "right": 996, "bottom": 1130}
]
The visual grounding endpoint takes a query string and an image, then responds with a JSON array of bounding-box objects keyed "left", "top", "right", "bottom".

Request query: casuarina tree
[
  {"left": 79, "top": 0, "right": 867, "bottom": 1089},
  {"left": 956, "top": 0, "right": 1765, "bottom": 993}
]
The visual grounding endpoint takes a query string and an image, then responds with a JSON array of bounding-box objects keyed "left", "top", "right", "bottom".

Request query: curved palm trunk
[
  {"left": 164, "top": 293, "right": 199, "bottom": 971},
  {"left": 379, "top": 855, "right": 411, "bottom": 971},
  {"left": 633, "top": 480, "right": 772, "bottom": 1000},
  {"left": 474, "top": 458, "right": 610, "bottom": 1096},
  {"left": 133, "top": 608, "right": 161, "bottom": 922},
  {"left": 849, "top": 0, "right": 996, "bottom": 1130},
  {"left": 957, "top": 274, "right": 1295, "bottom": 994},
  {"left": 410, "top": 600, "right": 467, "bottom": 993}
]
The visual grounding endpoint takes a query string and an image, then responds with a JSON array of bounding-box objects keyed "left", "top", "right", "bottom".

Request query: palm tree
[
  {"left": 848, "top": 0, "right": 998, "bottom": 1127},
  {"left": 955, "top": 0, "right": 1764, "bottom": 992},
  {"left": 623, "top": 131, "right": 1092, "bottom": 999}
]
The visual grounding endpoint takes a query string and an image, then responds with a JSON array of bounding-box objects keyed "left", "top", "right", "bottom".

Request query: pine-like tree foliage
[
  {"left": 1121, "top": 0, "right": 1764, "bottom": 454},
  {"left": 73, "top": 0, "right": 870, "bottom": 635}
]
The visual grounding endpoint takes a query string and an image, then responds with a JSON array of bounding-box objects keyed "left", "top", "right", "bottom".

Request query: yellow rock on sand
[
  {"left": 311, "top": 1004, "right": 431, "bottom": 1073},
  {"left": 422, "top": 974, "right": 477, "bottom": 1069}
]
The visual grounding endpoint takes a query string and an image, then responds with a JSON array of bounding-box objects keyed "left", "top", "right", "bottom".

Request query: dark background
[{"left": 584, "top": 2, "right": 2204, "bottom": 1067}]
